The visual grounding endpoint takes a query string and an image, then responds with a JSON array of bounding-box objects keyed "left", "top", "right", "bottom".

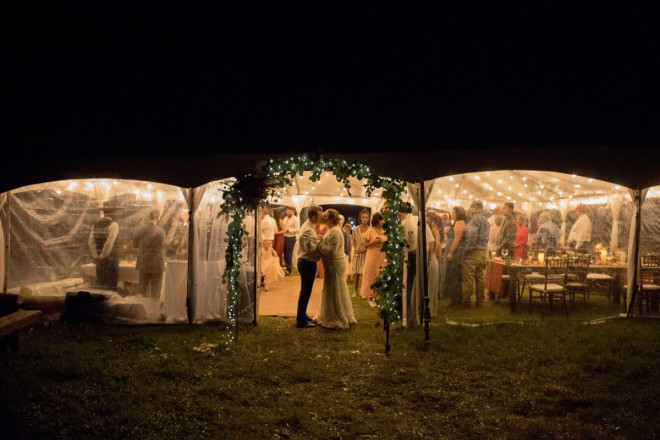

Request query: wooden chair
[
  {"left": 586, "top": 271, "right": 614, "bottom": 302},
  {"left": 639, "top": 254, "right": 660, "bottom": 314},
  {"left": 529, "top": 257, "right": 570, "bottom": 318},
  {"left": 521, "top": 271, "right": 544, "bottom": 303},
  {"left": 565, "top": 255, "right": 591, "bottom": 310}
]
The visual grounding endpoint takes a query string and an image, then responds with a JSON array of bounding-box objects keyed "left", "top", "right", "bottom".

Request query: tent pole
[
  {"left": 419, "top": 181, "right": 430, "bottom": 345},
  {"left": 253, "top": 207, "right": 258, "bottom": 326},
  {"left": 3, "top": 191, "right": 11, "bottom": 293},
  {"left": 627, "top": 190, "right": 643, "bottom": 317},
  {"left": 185, "top": 188, "right": 194, "bottom": 325},
  {"left": 384, "top": 315, "right": 390, "bottom": 353}
]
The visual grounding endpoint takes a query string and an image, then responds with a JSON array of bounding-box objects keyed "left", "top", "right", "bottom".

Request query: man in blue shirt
[{"left": 462, "top": 201, "right": 490, "bottom": 308}]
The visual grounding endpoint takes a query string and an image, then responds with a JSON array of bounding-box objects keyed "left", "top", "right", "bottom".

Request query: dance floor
[{"left": 258, "top": 274, "right": 324, "bottom": 317}]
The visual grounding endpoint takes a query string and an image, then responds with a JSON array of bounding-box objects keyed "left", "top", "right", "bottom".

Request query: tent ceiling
[
  {"left": 1, "top": 146, "right": 658, "bottom": 195},
  {"left": 426, "top": 170, "right": 632, "bottom": 211},
  {"left": 11, "top": 178, "right": 187, "bottom": 206},
  {"left": 267, "top": 171, "right": 382, "bottom": 209}
]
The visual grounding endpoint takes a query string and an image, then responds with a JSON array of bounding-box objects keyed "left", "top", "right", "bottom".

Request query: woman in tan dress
[{"left": 351, "top": 209, "right": 370, "bottom": 293}]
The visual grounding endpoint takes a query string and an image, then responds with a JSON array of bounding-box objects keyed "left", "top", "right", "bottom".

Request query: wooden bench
[{"left": 0, "top": 310, "right": 42, "bottom": 352}]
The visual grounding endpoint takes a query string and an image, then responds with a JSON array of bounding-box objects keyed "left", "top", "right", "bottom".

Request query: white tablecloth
[
  {"left": 81, "top": 261, "right": 140, "bottom": 284},
  {"left": 163, "top": 260, "right": 188, "bottom": 323},
  {"left": 83, "top": 260, "right": 189, "bottom": 322}
]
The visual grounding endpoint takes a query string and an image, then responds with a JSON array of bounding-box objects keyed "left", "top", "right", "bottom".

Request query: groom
[{"left": 295, "top": 205, "right": 323, "bottom": 328}]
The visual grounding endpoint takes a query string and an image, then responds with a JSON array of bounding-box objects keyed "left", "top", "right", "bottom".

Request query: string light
[{"left": 219, "top": 154, "right": 407, "bottom": 344}]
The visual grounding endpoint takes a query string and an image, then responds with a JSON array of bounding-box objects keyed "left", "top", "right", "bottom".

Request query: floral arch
[{"left": 218, "top": 155, "right": 411, "bottom": 351}]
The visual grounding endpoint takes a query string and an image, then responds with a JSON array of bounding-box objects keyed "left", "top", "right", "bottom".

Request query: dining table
[{"left": 485, "top": 258, "right": 628, "bottom": 313}]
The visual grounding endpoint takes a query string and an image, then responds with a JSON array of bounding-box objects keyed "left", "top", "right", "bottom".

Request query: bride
[{"left": 315, "top": 209, "right": 357, "bottom": 329}]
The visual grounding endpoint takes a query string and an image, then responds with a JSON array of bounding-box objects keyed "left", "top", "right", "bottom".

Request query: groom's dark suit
[{"left": 296, "top": 219, "right": 321, "bottom": 327}]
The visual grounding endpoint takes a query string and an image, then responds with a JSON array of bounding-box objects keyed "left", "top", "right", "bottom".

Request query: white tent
[
  {"left": 2, "top": 179, "right": 190, "bottom": 324},
  {"left": 418, "top": 170, "right": 652, "bottom": 317},
  {"left": 2, "top": 167, "right": 659, "bottom": 327}
]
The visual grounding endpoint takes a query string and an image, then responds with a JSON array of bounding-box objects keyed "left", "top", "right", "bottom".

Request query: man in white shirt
[
  {"left": 296, "top": 205, "right": 323, "bottom": 328},
  {"left": 281, "top": 206, "right": 300, "bottom": 273},
  {"left": 260, "top": 206, "right": 277, "bottom": 243},
  {"left": 568, "top": 204, "right": 592, "bottom": 252},
  {"left": 88, "top": 215, "right": 120, "bottom": 290},
  {"left": 398, "top": 211, "right": 434, "bottom": 325}
]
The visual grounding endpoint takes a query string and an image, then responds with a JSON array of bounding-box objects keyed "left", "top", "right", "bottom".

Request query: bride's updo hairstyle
[{"left": 325, "top": 209, "right": 341, "bottom": 226}]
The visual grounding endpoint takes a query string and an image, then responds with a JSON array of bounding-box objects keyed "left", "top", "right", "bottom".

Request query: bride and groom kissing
[{"left": 296, "top": 205, "right": 357, "bottom": 329}]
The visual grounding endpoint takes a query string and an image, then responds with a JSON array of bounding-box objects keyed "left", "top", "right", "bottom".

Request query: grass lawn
[{"left": 2, "top": 285, "right": 660, "bottom": 439}]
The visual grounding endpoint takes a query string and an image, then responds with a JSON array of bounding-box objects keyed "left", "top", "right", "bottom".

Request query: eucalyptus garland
[{"left": 218, "top": 155, "right": 411, "bottom": 342}]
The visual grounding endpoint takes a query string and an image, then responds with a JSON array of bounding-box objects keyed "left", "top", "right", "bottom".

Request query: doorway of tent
[{"left": 256, "top": 204, "right": 371, "bottom": 318}]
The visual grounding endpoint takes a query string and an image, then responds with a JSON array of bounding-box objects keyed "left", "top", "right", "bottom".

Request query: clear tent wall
[
  {"left": 2, "top": 173, "right": 659, "bottom": 326},
  {"left": 412, "top": 170, "right": 642, "bottom": 321},
  {"left": 1, "top": 179, "right": 192, "bottom": 324}
]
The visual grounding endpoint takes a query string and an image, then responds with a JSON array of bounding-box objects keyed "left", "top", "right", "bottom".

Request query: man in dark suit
[
  {"left": 132, "top": 209, "right": 166, "bottom": 298},
  {"left": 88, "top": 214, "right": 120, "bottom": 290}
]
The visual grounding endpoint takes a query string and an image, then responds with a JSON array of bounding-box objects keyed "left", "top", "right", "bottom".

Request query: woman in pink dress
[
  {"left": 359, "top": 212, "right": 387, "bottom": 305},
  {"left": 514, "top": 213, "right": 529, "bottom": 261}
]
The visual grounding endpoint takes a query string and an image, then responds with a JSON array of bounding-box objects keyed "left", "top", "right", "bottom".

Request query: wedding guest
[
  {"left": 88, "top": 214, "right": 119, "bottom": 290},
  {"left": 165, "top": 209, "right": 190, "bottom": 260},
  {"left": 440, "top": 213, "right": 451, "bottom": 239},
  {"left": 426, "top": 212, "right": 442, "bottom": 316},
  {"left": 260, "top": 206, "right": 277, "bottom": 244},
  {"left": 495, "top": 202, "right": 516, "bottom": 258},
  {"left": 399, "top": 210, "right": 435, "bottom": 324},
  {"left": 487, "top": 207, "right": 504, "bottom": 258},
  {"left": 536, "top": 211, "right": 560, "bottom": 253},
  {"left": 427, "top": 213, "right": 445, "bottom": 288},
  {"left": 132, "top": 209, "right": 166, "bottom": 298},
  {"left": 261, "top": 239, "right": 285, "bottom": 291},
  {"left": 568, "top": 204, "right": 592, "bottom": 252},
  {"left": 514, "top": 213, "right": 529, "bottom": 260},
  {"left": 461, "top": 202, "right": 490, "bottom": 308},
  {"left": 351, "top": 209, "right": 370, "bottom": 293},
  {"left": 282, "top": 207, "right": 300, "bottom": 273},
  {"left": 443, "top": 206, "right": 466, "bottom": 306},
  {"left": 273, "top": 209, "right": 285, "bottom": 266},
  {"left": 338, "top": 215, "right": 352, "bottom": 279},
  {"left": 360, "top": 212, "right": 387, "bottom": 307}
]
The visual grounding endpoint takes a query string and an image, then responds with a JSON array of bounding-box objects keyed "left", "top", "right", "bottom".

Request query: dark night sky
[{"left": 4, "top": 5, "right": 660, "bottom": 182}]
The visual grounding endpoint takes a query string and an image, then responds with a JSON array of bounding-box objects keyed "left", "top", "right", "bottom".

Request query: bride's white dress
[{"left": 315, "top": 226, "right": 357, "bottom": 329}]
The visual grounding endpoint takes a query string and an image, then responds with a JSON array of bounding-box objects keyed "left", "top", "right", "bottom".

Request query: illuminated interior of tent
[
  {"left": 255, "top": 171, "right": 385, "bottom": 317},
  {"left": 1, "top": 168, "right": 659, "bottom": 327}
]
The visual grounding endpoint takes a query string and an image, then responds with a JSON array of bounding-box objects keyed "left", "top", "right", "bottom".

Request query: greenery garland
[{"left": 218, "top": 155, "right": 411, "bottom": 342}]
